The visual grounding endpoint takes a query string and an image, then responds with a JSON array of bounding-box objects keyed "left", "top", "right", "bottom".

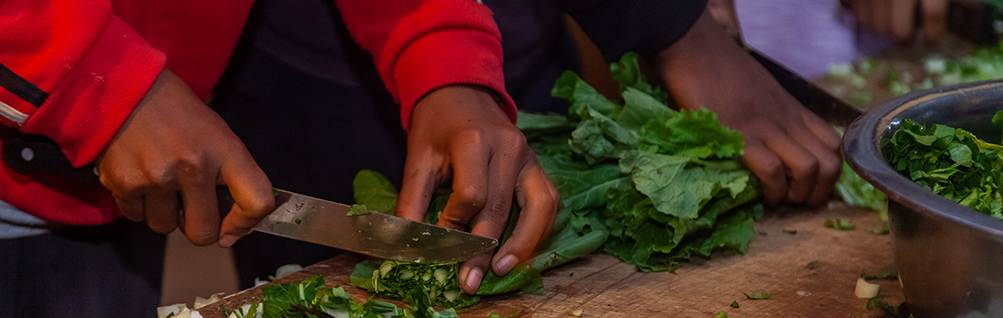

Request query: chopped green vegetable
[
  {"left": 859, "top": 57, "right": 875, "bottom": 75},
  {"left": 835, "top": 162, "right": 887, "bottom": 212},
  {"left": 782, "top": 229, "right": 797, "bottom": 235},
  {"left": 884, "top": 115, "right": 1003, "bottom": 218},
  {"left": 850, "top": 91, "right": 873, "bottom": 105},
  {"left": 730, "top": 300, "right": 739, "bottom": 308},
  {"left": 272, "top": 188, "right": 279, "bottom": 197},
  {"left": 862, "top": 268, "right": 898, "bottom": 280},
  {"left": 744, "top": 292, "right": 771, "bottom": 300},
  {"left": 714, "top": 312, "right": 728, "bottom": 318},
  {"left": 867, "top": 297, "right": 904, "bottom": 317},
  {"left": 294, "top": 219, "right": 301, "bottom": 225},
  {"left": 350, "top": 260, "right": 479, "bottom": 309},
  {"left": 347, "top": 204, "right": 371, "bottom": 216},
  {"left": 806, "top": 261, "right": 821, "bottom": 270},
  {"left": 246, "top": 275, "right": 457, "bottom": 318},
  {"left": 758, "top": 231, "right": 768, "bottom": 236},
  {"left": 823, "top": 218, "right": 855, "bottom": 230}
]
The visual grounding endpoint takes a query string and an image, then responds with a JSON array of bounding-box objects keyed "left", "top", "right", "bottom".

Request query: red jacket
[{"left": 0, "top": 0, "right": 516, "bottom": 225}]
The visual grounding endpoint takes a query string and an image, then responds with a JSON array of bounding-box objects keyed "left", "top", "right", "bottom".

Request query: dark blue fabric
[
  {"left": 0, "top": 219, "right": 164, "bottom": 318},
  {"left": 553, "top": 0, "right": 709, "bottom": 62}
]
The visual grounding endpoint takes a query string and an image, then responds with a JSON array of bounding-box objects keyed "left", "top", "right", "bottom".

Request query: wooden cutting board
[{"left": 198, "top": 205, "right": 903, "bottom": 318}]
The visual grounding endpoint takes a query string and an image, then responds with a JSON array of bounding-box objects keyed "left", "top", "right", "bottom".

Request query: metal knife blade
[
  {"left": 0, "top": 133, "right": 498, "bottom": 263},
  {"left": 746, "top": 48, "right": 864, "bottom": 127},
  {"left": 253, "top": 189, "right": 498, "bottom": 263}
]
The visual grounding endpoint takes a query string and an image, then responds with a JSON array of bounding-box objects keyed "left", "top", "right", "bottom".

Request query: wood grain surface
[{"left": 199, "top": 205, "right": 902, "bottom": 318}]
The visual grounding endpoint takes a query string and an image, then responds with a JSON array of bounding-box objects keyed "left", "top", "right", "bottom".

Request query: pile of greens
[
  {"left": 224, "top": 275, "right": 458, "bottom": 318},
  {"left": 349, "top": 52, "right": 764, "bottom": 308},
  {"left": 883, "top": 112, "right": 1003, "bottom": 218},
  {"left": 828, "top": 40, "right": 1003, "bottom": 105}
]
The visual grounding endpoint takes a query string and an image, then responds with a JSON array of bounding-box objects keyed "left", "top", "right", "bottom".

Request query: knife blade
[
  {"left": 746, "top": 48, "right": 864, "bottom": 126},
  {"left": 218, "top": 188, "right": 499, "bottom": 263},
  {"left": 2, "top": 133, "right": 498, "bottom": 263}
]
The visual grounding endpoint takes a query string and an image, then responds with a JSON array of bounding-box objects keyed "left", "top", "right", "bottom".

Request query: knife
[
  {"left": 1, "top": 134, "right": 498, "bottom": 263},
  {"left": 746, "top": 47, "right": 864, "bottom": 126}
]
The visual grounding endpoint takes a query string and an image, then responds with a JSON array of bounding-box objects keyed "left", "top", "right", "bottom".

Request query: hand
[
  {"left": 841, "top": 0, "right": 948, "bottom": 41},
  {"left": 396, "top": 85, "right": 559, "bottom": 294},
  {"left": 657, "top": 10, "right": 842, "bottom": 206},
  {"left": 95, "top": 69, "right": 274, "bottom": 246},
  {"left": 707, "top": 0, "right": 741, "bottom": 39}
]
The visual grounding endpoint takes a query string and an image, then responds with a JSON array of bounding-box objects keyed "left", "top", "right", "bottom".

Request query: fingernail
[
  {"left": 495, "top": 254, "right": 519, "bottom": 275},
  {"left": 218, "top": 234, "right": 240, "bottom": 247},
  {"left": 466, "top": 268, "right": 483, "bottom": 293}
]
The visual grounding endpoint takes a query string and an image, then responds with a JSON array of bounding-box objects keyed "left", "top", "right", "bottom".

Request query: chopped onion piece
[
  {"left": 275, "top": 264, "right": 303, "bottom": 279},
  {"left": 855, "top": 278, "right": 880, "bottom": 298}
]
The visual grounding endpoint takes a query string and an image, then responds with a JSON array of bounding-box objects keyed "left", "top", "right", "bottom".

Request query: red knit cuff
[
  {"left": 21, "top": 16, "right": 166, "bottom": 167},
  {"left": 394, "top": 29, "right": 517, "bottom": 131}
]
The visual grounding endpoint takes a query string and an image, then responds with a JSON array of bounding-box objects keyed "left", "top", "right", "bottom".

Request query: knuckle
[
  {"left": 148, "top": 221, "right": 177, "bottom": 234},
  {"left": 186, "top": 230, "right": 217, "bottom": 246},
  {"left": 454, "top": 129, "right": 487, "bottom": 148},
  {"left": 452, "top": 186, "right": 488, "bottom": 210},
  {"left": 438, "top": 213, "right": 470, "bottom": 229},
  {"left": 792, "top": 157, "right": 820, "bottom": 178}
]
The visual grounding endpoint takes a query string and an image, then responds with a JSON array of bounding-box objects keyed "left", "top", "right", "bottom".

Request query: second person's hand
[
  {"left": 658, "top": 10, "right": 843, "bottom": 206},
  {"left": 396, "top": 84, "right": 560, "bottom": 294}
]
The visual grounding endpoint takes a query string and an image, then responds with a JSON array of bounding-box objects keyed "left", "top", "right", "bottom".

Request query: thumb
[{"left": 217, "top": 153, "right": 275, "bottom": 247}]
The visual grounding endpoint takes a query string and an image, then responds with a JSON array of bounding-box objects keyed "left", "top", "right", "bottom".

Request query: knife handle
[{"left": 2, "top": 132, "right": 237, "bottom": 231}]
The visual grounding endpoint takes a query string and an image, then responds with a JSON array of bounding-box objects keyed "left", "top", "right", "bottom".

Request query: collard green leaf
[
  {"left": 620, "top": 151, "right": 751, "bottom": 219},
  {"left": 353, "top": 169, "right": 399, "bottom": 214},
  {"left": 884, "top": 115, "right": 1003, "bottom": 218},
  {"left": 347, "top": 204, "right": 371, "bottom": 216},
  {"left": 609, "top": 52, "right": 669, "bottom": 104},
  {"left": 744, "top": 292, "right": 771, "bottom": 300}
]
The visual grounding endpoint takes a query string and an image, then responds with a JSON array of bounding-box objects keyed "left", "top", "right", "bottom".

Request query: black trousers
[{"left": 0, "top": 219, "right": 165, "bottom": 318}]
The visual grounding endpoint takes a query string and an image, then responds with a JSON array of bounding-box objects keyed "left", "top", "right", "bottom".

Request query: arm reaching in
[{"left": 658, "top": 9, "right": 843, "bottom": 206}]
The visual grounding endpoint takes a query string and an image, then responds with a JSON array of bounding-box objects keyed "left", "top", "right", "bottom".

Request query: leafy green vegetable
[
  {"left": 883, "top": 116, "right": 1003, "bottom": 218},
  {"left": 835, "top": 162, "right": 887, "bottom": 212},
  {"left": 353, "top": 170, "right": 399, "bottom": 214},
  {"left": 253, "top": 275, "right": 455, "bottom": 318},
  {"left": 347, "top": 204, "right": 371, "bottom": 216},
  {"left": 744, "top": 292, "right": 771, "bottom": 300},
  {"left": 714, "top": 312, "right": 728, "bottom": 318},
  {"left": 730, "top": 300, "right": 739, "bottom": 308},
  {"left": 823, "top": 218, "right": 855, "bottom": 231},
  {"left": 349, "top": 260, "right": 479, "bottom": 309},
  {"left": 861, "top": 268, "right": 898, "bottom": 280},
  {"left": 782, "top": 229, "right": 797, "bottom": 235},
  {"left": 349, "top": 52, "right": 762, "bottom": 306}
]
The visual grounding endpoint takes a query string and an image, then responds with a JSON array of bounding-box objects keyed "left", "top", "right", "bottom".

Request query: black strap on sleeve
[{"left": 0, "top": 63, "right": 49, "bottom": 107}]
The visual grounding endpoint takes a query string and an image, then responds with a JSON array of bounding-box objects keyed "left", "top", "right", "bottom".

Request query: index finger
[{"left": 217, "top": 152, "right": 275, "bottom": 247}]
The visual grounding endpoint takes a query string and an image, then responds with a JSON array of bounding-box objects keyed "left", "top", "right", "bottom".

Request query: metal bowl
[{"left": 844, "top": 80, "right": 1003, "bottom": 317}]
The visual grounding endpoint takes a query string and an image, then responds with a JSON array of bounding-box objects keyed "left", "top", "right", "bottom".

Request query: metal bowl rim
[{"left": 842, "top": 79, "right": 1003, "bottom": 238}]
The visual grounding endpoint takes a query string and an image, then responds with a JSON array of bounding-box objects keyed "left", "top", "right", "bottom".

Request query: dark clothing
[
  {"left": 555, "top": 0, "right": 708, "bottom": 62},
  {"left": 214, "top": 0, "right": 706, "bottom": 287},
  {"left": 0, "top": 220, "right": 164, "bottom": 317}
]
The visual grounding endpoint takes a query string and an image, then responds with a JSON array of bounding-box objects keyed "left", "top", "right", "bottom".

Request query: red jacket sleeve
[
  {"left": 0, "top": 0, "right": 165, "bottom": 224},
  {"left": 333, "top": 0, "right": 517, "bottom": 131}
]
